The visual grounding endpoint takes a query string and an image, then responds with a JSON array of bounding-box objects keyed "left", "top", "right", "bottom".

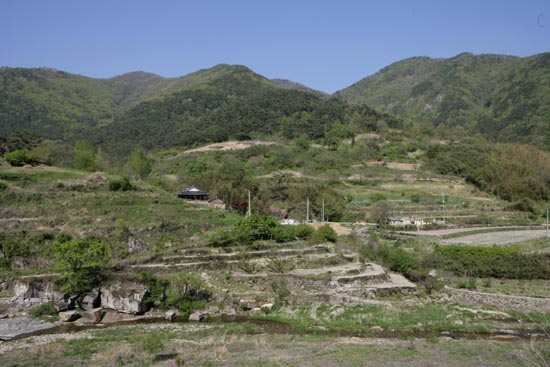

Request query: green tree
[
  {"left": 73, "top": 141, "right": 97, "bottom": 171},
  {"left": 54, "top": 236, "right": 110, "bottom": 294},
  {"left": 127, "top": 146, "right": 152, "bottom": 179}
]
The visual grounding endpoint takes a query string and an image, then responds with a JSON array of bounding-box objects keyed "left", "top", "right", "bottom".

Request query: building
[{"left": 177, "top": 186, "right": 208, "bottom": 201}]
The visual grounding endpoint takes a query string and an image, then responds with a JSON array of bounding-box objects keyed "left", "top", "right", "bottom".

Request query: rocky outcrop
[
  {"left": 100, "top": 282, "right": 150, "bottom": 314},
  {"left": 11, "top": 280, "right": 63, "bottom": 301},
  {"left": 78, "top": 288, "right": 101, "bottom": 310},
  {"left": 0, "top": 317, "right": 60, "bottom": 341},
  {"left": 128, "top": 237, "right": 147, "bottom": 253}
]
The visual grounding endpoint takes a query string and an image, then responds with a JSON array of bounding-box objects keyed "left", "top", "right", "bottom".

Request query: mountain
[
  {"left": 335, "top": 52, "right": 550, "bottom": 149},
  {"left": 0, "top": 67, "right": 118, "bottom": 140},
  {"left": 270, "top": 79, "right": 328, "bottom": 97},
  {"left": 0, "top": 64, "right": 321, "bottom": 142},
  {"left": 92, "top": 65, "right": 392, "bottom": 157}
]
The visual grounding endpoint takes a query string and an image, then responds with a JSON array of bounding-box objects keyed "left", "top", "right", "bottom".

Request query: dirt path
[{"left": 441, "top": 230, "right": 548, "bottom": 246}]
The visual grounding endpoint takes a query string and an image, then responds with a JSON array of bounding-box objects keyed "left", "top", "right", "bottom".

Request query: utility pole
[{"left": 246, "top": 190, "right": 251, "bottom": 217}]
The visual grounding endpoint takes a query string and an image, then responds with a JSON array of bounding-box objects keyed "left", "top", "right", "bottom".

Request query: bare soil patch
[{"left": 179, "top": 140, "right": 276, "bottom": 155}]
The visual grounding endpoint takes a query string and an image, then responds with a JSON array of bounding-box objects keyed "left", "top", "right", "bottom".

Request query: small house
[{"left": 178, "top": 186, "right": 208, "bottom": 201}]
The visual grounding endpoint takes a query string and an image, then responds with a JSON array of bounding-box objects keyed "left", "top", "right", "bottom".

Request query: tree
[
  {"left": 370, "top": 200, "right": 393, "bottom": 225},
  {"left": 127, "top": 146, "right": 152, "bottom": 179},
  {"left": 73, "top": 141, "right": 97, "bottom": 171},
  {"left": 54, "top": 236, "right": 110, "bottom": 294}
]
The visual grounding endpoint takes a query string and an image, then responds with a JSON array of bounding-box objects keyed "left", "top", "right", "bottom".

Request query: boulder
[
  {"left": 260, "top": 303, "right": 274, "bottom": 311},
  {"left": 83, "top": 308, "right": 105, "bottom": 323},
  {"left": 207, "top": 306, "right": 220, "bottom": 314},
  {"left": 59, "top": 310, "right": 81, "bottom": 322},
  {"left": 189, "top": 311, "right": 205, "bottom": 322},
  {"left": 165, "top": 310, "right": 177, "bottom": 322},
  {"left": 78, "top": 288, "right": 101, "bottom": 311},
  {"left": 13, "top": 282, "right": 32, "bottom": 298},
  {"left": 250, "top": 307, "right": 262, "bottom": 315},
  {"left": 221, "top": 307, "right": 236, "bottom": 318},
  {"left": 54, "top": 300, "right": 69, "bottom": 313},
  {"left": 128, "top": 237, "right": 147, "bottom": 254},
  {"left": 101, "top": 282, "right": 150, "bottom": 314}
]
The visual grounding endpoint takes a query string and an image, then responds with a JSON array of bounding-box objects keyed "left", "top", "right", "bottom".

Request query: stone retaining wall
[{"left": 444, "top": 286, "right": 550, "bottom": 314}]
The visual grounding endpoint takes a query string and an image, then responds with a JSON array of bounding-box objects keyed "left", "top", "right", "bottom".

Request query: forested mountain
[
  {"left": 1, "top": 52, "right": 549, "bottom": 153},
  {"left": 0, "top": 64, "right": 321, "bottom": 143},
  {"left": 0, "top": 67, "right": 118, "bottom": 140},
  {"left": 93, "top": 68, "right": 396, "bottom": 157},
  {"left": 270, "top": 79, "right": 328, "bottom": 97},
  {"left": 335, "top": 52, "right": 550, "bottom": 149}
]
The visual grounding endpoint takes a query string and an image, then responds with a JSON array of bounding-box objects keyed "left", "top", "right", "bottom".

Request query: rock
[
  {"left": 78, "top": 288, "right": 101, "bottom": 311},
  {"left": 165, "top": 310, "right": 177, "bottom": 322},
  {"left": 250, "top": 307, "right": 262, "bottom": 314},
  {"left": 189, "top": 311, "right": 205, "bottom": 322},
  {"left": 370, "top": 326, "right": 384, "bottom": 333},
  {"left": 0, "top": 248, "right": 4, "bottom": 259},
  {"left": 239, "top": 298, "right": 260, "bottom": 310},
  {"left": 101, "top": 282, "right": 150, "bottom": 314},
  {"left": 0, "top": 317, "right": 59, "bottom": 341},
  {"left": 454, "top": 319, "right": 464, "bottom": 325},
  {"left": 13, "top": 282, "right": 32, "bottom": 298},
  {"left": 260, "top": 303, "right": 274, "bottom": 311},
  {"left": 54, "top": 300, "right": 69, "bottom": 313},
  {"left": 59, "top": 310, "right": 81, "bottom": 322},
  {"left": 128, "top": 237, "right": 147, "bottom": 253},
  {"left": 208, "top": 306, "right": 220, "bottom": 314},
  {"left": 29, "top": 298, "right": 43, "bottom": 304},
  {"left": 221, "top": 307, "right": 236, "bottom": 317},
  {"left": 84, "top": 308, "right": 105, "bottom": 323}
]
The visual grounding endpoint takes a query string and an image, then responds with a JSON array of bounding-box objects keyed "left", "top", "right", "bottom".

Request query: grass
[
  {"left": 0, "top": 320, "right": 536, "bottom": 367},
  {"left": 251, "top": 303, "right": 511, "bottom": 335}
]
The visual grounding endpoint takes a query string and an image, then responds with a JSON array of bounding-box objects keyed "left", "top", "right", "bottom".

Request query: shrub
[
  {"left": 310, "top": 224, "right": 338, "bottom": 243},
  {"left": 436, "top": 245, "right": 550, "bottom": 279},
  {"left": 235, "top": 214, "right": 280, "bottom": 243},
  {"left": 4, "top": 149, "right": 38, "bottom": 166},
  {"left": 163, "top": 272, "right": 210, "bottom": 317},
  {"left": 108, "top": 177, "right": 133, "bottom": 191},
  {"left": 377, "top": 245, "right": 420, "bottom": 276}
]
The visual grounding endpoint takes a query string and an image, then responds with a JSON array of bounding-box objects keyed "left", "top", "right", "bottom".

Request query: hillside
[
  {"left": 335, "top": 52, "right": 550, "bottom": 149},
  {"left": 0, "top": 64, "right": 321, "bottom": 143}
]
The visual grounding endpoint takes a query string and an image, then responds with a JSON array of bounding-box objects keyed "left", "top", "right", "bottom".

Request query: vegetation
[
  {"left": 336, "top": 52, "right": 550, "bottom": 150},
  {"left": 53, "top": 235, "right": 111, "bottom": 294}
]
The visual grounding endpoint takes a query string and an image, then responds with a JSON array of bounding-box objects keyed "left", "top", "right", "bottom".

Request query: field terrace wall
[{"left": 444, "top": 286, "right": 550, "bottom": 314}]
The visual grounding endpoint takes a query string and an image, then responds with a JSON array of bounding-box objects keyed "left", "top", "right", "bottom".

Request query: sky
[{"left": 1, "top": 0, "right": 549, "bottom": 93}]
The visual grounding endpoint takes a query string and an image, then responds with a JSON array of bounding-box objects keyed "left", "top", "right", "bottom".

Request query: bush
[
  {"left": 108, "top": 177, "right": 133, "bottom": 191},
  {"left": 4, "top": 149, "right": 38, "bottom": 166},
  {"left": 235, "top": 215, "right": 280, "bottom": 243},
  {"left": 436, "top": 245, "right": 550, "bottom": 279},
  {"left": 163, "top": 272, "right": 210, "bottom": 317},
  {"left": 310, "top": 224, "right": 338, "bottom": 243},
  {"left": 376, "top": 245, "right": 420, "bottom": 276}
]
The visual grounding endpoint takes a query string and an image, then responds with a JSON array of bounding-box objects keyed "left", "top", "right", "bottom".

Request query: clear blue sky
[{"left": 1, "top": 0, "right": 549, "bottom": 93}]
